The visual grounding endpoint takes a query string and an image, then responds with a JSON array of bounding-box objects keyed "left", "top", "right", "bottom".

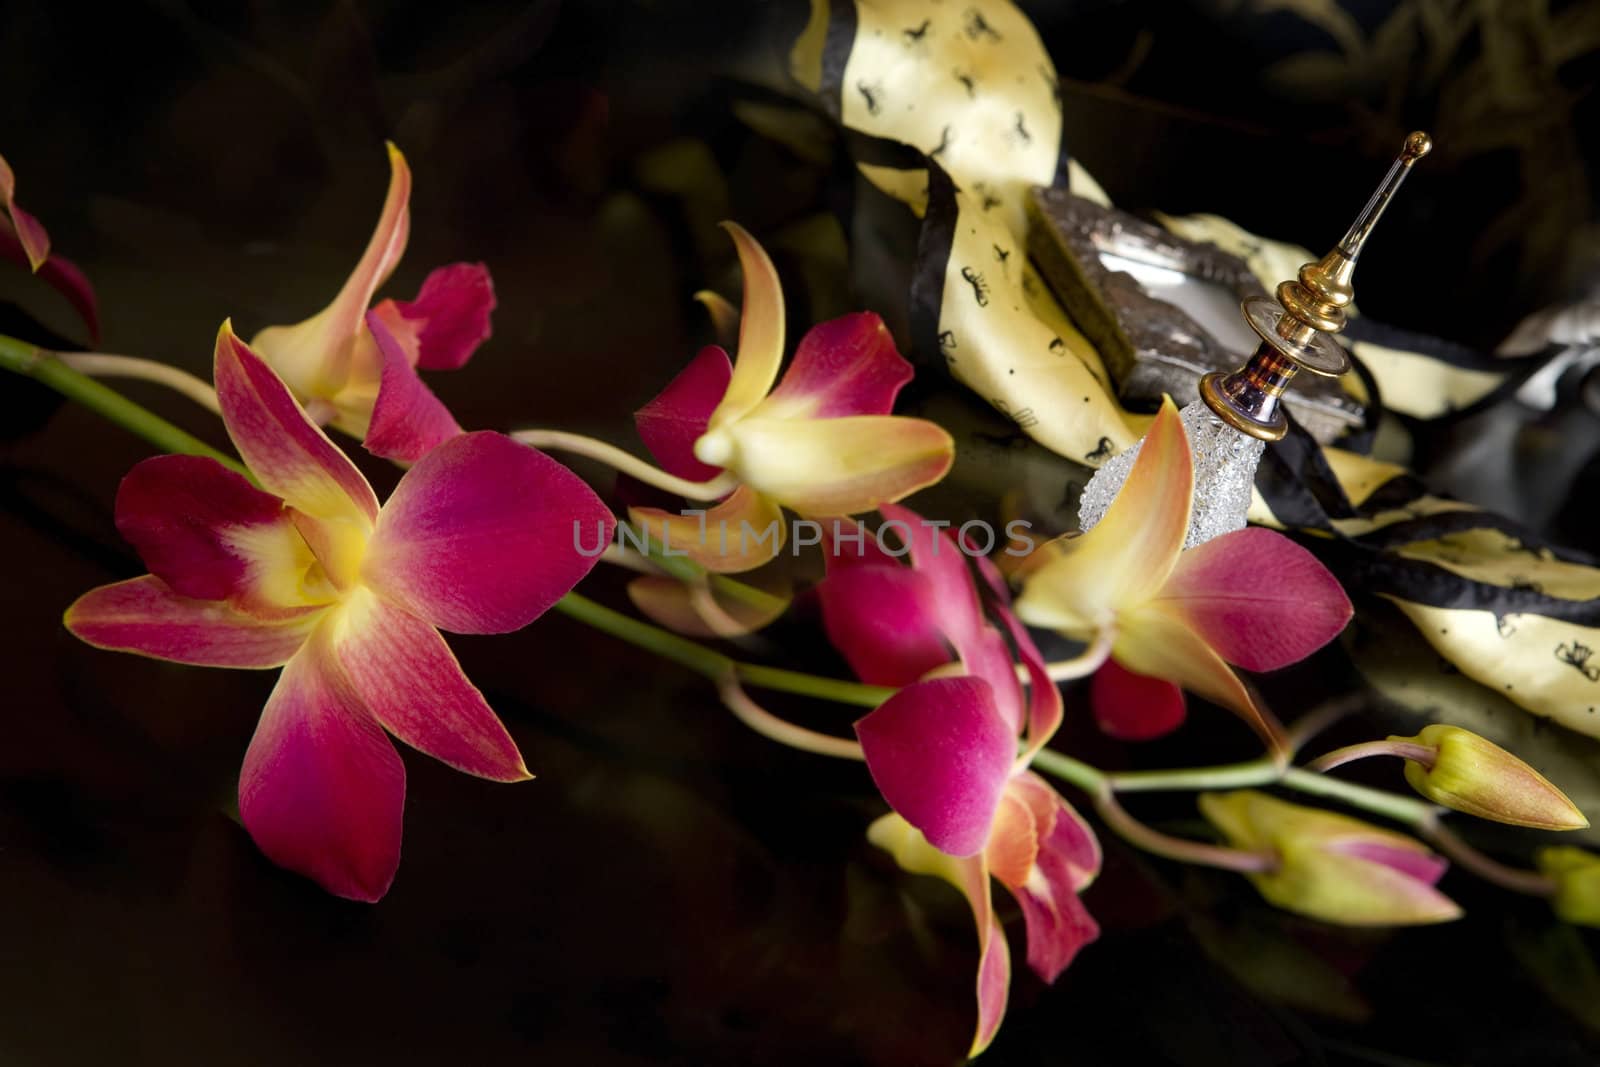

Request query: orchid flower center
[{"left": 289, "top": 510, "right": 371, "bottom": 600}]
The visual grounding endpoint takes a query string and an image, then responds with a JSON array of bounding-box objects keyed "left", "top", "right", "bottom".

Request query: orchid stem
[
  {"left": 551, "top": 592, "right": 892, "bottom": 708},
  {"left": 1419, "top": 818, "right": 1557, "bottom": 898},
  {"left": 718, "top": 677, "right": 864, "bottom": 760},
  {"left": 0, "top": 333, "right": 250, "bottom": 479},
  {"left": 1307, "top": 740, "right": 1436, "bottom": 773},
  {"left": 56, "top": 352, "right": 223, "bottom": 415},
  {"left": 1093, "top": 787, "right": 1277, "bottom": 873},
  {"left": 1032, "top": 753, "right": 1438, "bottom": 830},
  {"left": 513, "top": 429, "right": 739, "bottom": 501}
]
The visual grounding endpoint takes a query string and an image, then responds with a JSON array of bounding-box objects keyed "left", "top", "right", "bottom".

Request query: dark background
[{"left": 3, "top": 2, "right": 1599, "bottom": 1064}]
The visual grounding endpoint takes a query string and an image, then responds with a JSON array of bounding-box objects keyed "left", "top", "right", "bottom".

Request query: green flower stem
[
  {"left": 552, "top": 592, "right": 892, "bottom": 708},
  {"left": 1279, "top": 768, "right": 1435, "bottom": 827},
  {"left": 0, "top": 333, "right": 250, "bottom": 480},
  {"left": 1032, "top": 753, "right": 1438, "bottom": 830},
  {"left": 1419, "top": 819, "right": 1557, "bottom": 898},
  {"left": 1093, "top": 787, "right": 1277, "bottom": 873}
]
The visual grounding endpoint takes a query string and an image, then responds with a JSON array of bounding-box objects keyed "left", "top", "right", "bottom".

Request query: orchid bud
[
  {"left": 1200, "top": 791, "right": 1462, "bottom": 926},
  {"left": 1536, "top": 847, "right": 1600, "bottom": 929},
  {"left": 1389, "top": 725, "right": 1590, "bottom": 831}
]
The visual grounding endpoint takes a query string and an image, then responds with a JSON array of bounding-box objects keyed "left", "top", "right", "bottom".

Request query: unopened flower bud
[
  {"left": 1200, "top": 790, "right": 1462, "bottom": 926},
  {"left": 1390, "top": 725, "right": 1590, "bottom": 831},
  {"left": 1536, "top": 847, "right": 1600, "bottom": 929}
]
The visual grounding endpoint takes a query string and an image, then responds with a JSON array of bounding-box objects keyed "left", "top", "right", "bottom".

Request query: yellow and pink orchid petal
[
  {"left": 1153, "top": 526, "right": 1352, "bottom": 672},
  {"left": 238, "top": 634, "right": 404, "bottom": 902},
  {"left": 627, "top": 485, "right": 784, "bottom": 574},
  {"left": 328, "top": 589, "right": 529, "bottom": 781},
  {"left": 817, "top": 560, "right": 950, "bottom": 687},
  {"left": 0, "top": 152, "right": 48, "bottom": 270},
  {"left": 994, "top": 773, "right": 1101, "bottom": 983},
  {"left": 250, "top": 143, "right": 412, "bottom": 398},
  {"left": 867, "top": 813, "right": 1011, "bottom": 1058},
  {"left": 757, "top": 312, "right": 913, "bottom": 419},
  {"left": 213, "top": 323, "right": 380, "bottom": 527},
  {"left": 1115, "top": 604, "right": 1286, "bottom": 753},
  {"left": 705, "top": 222, "right": 784, "bottom": 432},
  {"left": 367, "top": 261, "right": 496, "bottom": 372},
  {"left": 1090, "top": 657, "right": 1187, "bottom": 741},
  {"left": 112, "top": 454, "right": 324, "bottom": 614},
  {"left": 363, "top": 431, "right": 613, "bottom": 633},
  {"left": 855, "top": 676, "right": 1015, "bottom": 857},
  {"left": 64, "top": 576, "right": 321, "bottom": 668},
  {"left": 721, "top": 414, "right": 954, "bottom": 517},
  {"left": 634, "top": 345, "right": 733, "bottom": 482},
  {"left": 1014, "top": 397, "right": 1192, "bottom": 634},
  {"left": 625, "top": 574, "right": 790, "bottom": 639},
  {"left": 362, "top": 312, "right": 464, "bottom": 462}
]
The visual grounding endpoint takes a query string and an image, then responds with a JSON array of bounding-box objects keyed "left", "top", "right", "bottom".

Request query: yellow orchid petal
[
  {"left": 1014, "top": 397, "right": 1192, "bottom": 632},
  {"left": 693, "top": 288, "right": 740, "bottom": 349},
  {"left": 251, "top": 143, "right": 412, "bottom": 405},
  {"left": 1115, "top": 603, "right": 1286, "bottom": 754},
  {"left": 628, "top": 486, "right": 786, "bottom": 574},
  {"left": 720, "top": 414, "right": 953, "bottom": 517},
  {"left": 706, "top": 222, "right": 784, "bottom": 431}
]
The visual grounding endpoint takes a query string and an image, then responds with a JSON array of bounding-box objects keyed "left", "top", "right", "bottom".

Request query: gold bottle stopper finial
[{"left": 1201, "top": 132, "right": 1432, "bottom": 440}]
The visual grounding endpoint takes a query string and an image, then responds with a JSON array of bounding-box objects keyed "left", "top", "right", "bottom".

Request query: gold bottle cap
[{"left": 1201, "top": 132, "right": 1432, "bottom": 440}]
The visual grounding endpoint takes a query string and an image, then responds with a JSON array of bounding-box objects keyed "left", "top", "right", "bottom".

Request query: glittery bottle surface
[{"left": 1077, "top": 400, "right": 1264, "bottom": 548}]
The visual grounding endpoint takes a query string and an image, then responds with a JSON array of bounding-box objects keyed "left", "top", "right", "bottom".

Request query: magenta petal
[
  {"left": 880, "top": 502, "right": 984, "bottom": 653},
  {"left": 965, "top": 624, "right": 1025, "bottom": 735},
  {"left": 764, "top": 312, "right": 913, "bottom": 418},
  {"left": 1331, "top": 840, "right": 1449, "bottom": 886},
  {"left": 855, "top": 676, "right": 1014, "bottom": 857},
  {"left": 382, "top": 261, "right": 496, "bottom": 371},
  {"left": 363, "top": 432, "right": 614, "bottom": 634},
  {"left": 1155, "top": 527, "right": 1353, "bottom": 672},
  {"left": 994, "top": 598, "right": 1062, "bottom": 753},
  {"left": 0, "top": 216, "right": 100, "bottom": 343},
  {"left": 818, "top": 563, "right": 951, "bottom": 687},
  {"left": 1091, "top": 658, "right": 1187, "bottom": 740},
  {"left": 1013, "top": 877, "right": 1099, "bottom": 984},
  {"left": 238, "top": 641, "right": 404, "bottom": 902},
  {"left": 333, "top": 592, "right": 529, "bottom": 781},
  {"left": 635, "top": 346, "right": 733, "bottom": 482},
  {"left": 114, "top": 455, "right": 290, "bottom": 601},
  {"left": 213, "top": 324, "right": 380, "bottom": 525},
  {"left": 65, "top": 576, "right": 319, "bottom": 668},
  {"left": 363, "top": 312, "right": 465, "bottom": 462}
]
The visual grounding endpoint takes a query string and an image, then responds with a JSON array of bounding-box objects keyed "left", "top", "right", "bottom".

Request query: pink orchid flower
[
  {"left": 0, "top": 150, "right": 100, "bottom": 342},
  {"left": 630, "top": 223, "right": 954, "bottom": 572},
  {"left": 250, "top": 143, "right": 495, "bottom": 462},
  {"left": 819, "top": 506, "right": 1101, "bottom": 1056},
  {"left": 65, "top": 323, "right": 613, "bottom": 901},
  {"left": 1014, "top": 398, "right": 1352, "bottom": 751}
]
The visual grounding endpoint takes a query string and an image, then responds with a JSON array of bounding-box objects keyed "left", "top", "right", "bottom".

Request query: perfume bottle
[{"left": 1079, "top": 131, "right": 1433, "bottom": 546}]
